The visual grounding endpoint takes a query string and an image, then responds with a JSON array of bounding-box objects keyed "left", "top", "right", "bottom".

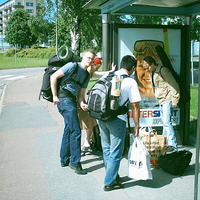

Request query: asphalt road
[{"left": 0, "top": 69, "right": 196, "bottom": 200}]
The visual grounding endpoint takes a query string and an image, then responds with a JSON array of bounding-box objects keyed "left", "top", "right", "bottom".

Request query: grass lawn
[
  {"left": 0, "top": 54, "right": 48, "bottom": 69},
  {"left": 190, "top": 85, "right": 198, "bottom": 119},
  {"left": 189, "top": 85, "right": 198, "bottom": 138}
]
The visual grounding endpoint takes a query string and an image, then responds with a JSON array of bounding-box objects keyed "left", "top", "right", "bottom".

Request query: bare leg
[{"left": 83, "top": 128, "right": 93, "bottom": 147}]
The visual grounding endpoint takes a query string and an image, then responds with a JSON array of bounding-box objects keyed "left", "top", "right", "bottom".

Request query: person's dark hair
[
  {"left": 120, "top": 55, "right": 137, "bottom": 71},
  {"left": 143, "top": 56, "right": 157, "bottom": 66}
]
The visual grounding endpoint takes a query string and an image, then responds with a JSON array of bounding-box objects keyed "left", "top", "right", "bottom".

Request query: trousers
[
  {"left": 161, "top": 101, "right": 177, "bottom": 148},
  {"left": 57, "top": 97, "right": 81, "bottom": 166},
  {"left": 98, "top": 118, "right": 126, "bottom": 186}
]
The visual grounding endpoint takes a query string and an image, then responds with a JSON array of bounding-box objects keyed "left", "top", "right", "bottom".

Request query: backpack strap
[
  {"left": 61, "top": 62, "right": 79, "bottom": 86},
  {"left": 121, "top": 74, "right": 130, "bottom": 106},
  {"left": 62, "top": 62, "right": 89, "bottom": 87},
  {"left": 127, "top": 112, "right": 131, "bottom": 133},
  {"left": 159, "top": 66, "right": 165, "bottom": 80},
  {"left": 121, "top": 74, "right": 129, "bottom": 79}
]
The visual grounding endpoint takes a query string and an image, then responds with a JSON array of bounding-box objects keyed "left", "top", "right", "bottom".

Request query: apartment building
[{"left": 0, "top": 0, "right": 38, "bottom": 49}]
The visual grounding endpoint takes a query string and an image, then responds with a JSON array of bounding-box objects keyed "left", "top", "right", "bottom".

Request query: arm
[
  {"left": 93, "top": 62, "right": 116, "bottom": 78},
  {"left": 162, "top": 67, "right": 180, "bottom": 107},
  {"left": 78, "top": 88, "right": 88, "bottom": 111},
  {"left": 93, "top": 71, "right": 109, "bottom": 78},
  {"left": 130, "top": 102, "right": 140, "bottom": 136},
  {"left": 50, "top": 69, "right": 64, "bottom": 105}
]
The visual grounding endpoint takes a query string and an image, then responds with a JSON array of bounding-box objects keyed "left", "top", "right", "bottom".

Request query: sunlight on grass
[
  {"left": 0, "top": 54, "right": 48, "bottom": 69},
  {"left": 190, "top": 85, "right": 198, "bottom": 119}
]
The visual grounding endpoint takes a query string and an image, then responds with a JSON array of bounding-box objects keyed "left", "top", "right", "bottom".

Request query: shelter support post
[
  {"left": 194, "top": 38, "right": 200, "bottom": 200},
  {"left": 182, "top": 16, "right": 191, "bottom": 145},
  {"left": 102, "top": 13, "right": 111, "bottom": 71}
]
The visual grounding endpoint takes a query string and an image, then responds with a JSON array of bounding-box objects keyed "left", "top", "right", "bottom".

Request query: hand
[
  {"left": 134, "top": 126, "right": 139, "bottom": 137},
  {"left": 80, "top": 102, "right": 88, "bottom": 111},
  {"left": 172, "top": 104, "right": 177, "bottom": 108},
  {"left": 53, "top": 96, "right": 60, "bottom": 105}
]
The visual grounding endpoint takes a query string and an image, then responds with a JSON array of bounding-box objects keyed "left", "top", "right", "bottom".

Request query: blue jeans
[
  {"left": 98, "top": 118, "right": 126, "bottom": 186},
  {"left": 57, "top": 97, "right": 81, "bottom": 166},
  {"left": 161, "top": 101, "right": 177, "bottom": 149}
]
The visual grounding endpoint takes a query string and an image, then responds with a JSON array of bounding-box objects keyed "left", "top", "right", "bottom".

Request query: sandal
[
  {"left": 104, "top": 183, "right": 123, "bottom": 191},
  {"left": 81, "top": 146, "right": 92, "bottom": 153}
]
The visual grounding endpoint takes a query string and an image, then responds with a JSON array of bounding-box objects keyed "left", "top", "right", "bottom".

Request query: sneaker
[
  {"left": 69, "top": 164, "right": 87, "bottom": 175},
  {"left": 166, "top": 146, "right": 177, "bottom": 154},
  {"left": 61, "top": 163, "right": 69, "bottom": 167},
  {"left": 104, "top": 183, "right": 123, "bottom": 191}
]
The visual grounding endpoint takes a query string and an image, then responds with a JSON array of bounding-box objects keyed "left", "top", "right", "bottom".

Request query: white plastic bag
[
  {"left": 139, "top": 126, "right": 153, "bottom": 138},
  {"left": 128, "top": 137, "right": 153, "bottom": 180}
]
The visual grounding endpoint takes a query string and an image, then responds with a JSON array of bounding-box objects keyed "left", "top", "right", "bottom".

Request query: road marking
[
  {"left": 0, "top": 75, "right": 13, "bottom": 79},
  {"left": 5, "top": 75, "right": 27, "bottom": 80}
]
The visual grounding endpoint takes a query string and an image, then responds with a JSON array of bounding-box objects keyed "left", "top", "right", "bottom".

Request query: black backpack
[
  {"left": 158, "top": 150, "right": 192, "bottom": 175},
  {"left": 87, "top": 72, "right": 129, "bottom": 121},
  {"left": 39, "top": 55, "right": 78, "bottom": 102}
]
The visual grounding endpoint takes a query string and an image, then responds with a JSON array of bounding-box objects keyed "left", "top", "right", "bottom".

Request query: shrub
[
  {"left": 5, "top": 48, "right": 20, "bottom": 56},
  {"left": 15, "top": 47, "right": 56, "bottom": 58}
]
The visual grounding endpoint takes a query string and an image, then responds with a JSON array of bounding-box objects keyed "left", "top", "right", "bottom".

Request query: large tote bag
[
  {"left": 141, "top": 129, "right": 166, "bottom": 168},
  {"left": 128, "top": 137, "right": 152, "bottom": 180}
]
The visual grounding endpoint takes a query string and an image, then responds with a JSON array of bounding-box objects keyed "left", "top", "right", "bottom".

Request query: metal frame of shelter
[{"left": 84, "top": 1, "right": 200, "bottom": 200}]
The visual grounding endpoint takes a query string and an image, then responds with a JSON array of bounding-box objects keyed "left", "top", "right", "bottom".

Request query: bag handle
[{"left": 151, "top": 129, "right": 158, "bottom": 135}]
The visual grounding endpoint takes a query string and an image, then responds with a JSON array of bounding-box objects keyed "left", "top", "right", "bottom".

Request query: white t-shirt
[{"left": 115, "top": 70, "right": 141, "bottom": 121}]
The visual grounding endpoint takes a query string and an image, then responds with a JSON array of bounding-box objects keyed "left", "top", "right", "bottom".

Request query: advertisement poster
[{"left": 117, "top": 26, "right": 181, "bottom": 126}]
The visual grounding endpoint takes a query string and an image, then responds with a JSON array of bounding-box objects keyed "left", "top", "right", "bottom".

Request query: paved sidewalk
[{"left": 0, "top": 73, "right": 196, "bottom": 200}]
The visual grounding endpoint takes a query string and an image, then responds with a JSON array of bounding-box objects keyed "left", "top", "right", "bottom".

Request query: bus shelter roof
[{"left": 84, "top": 0, "right": 200, "bottom": 16}]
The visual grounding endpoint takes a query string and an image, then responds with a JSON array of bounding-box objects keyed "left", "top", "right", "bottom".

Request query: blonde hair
[{"left": 80, "top": 49, "right": 96, "bottom": 57}]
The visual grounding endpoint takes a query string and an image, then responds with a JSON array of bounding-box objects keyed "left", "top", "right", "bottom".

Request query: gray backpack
[{"left": 87, "top": 72, "right": 129, "bottom": 121}]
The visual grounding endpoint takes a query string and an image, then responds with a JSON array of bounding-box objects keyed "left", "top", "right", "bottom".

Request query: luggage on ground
[
  {"left": 91, "top": 125, "right": 102, "bottom": 152},
  {"left": 158, "top": 150, "right": 192, "bottom": 175}
]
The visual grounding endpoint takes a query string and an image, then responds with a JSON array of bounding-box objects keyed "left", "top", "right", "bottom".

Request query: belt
[{"left": 58, "top": 88, "right": 76, "bottom": 100}]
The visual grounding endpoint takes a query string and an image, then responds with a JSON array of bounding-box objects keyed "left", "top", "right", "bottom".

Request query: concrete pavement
[{"left": 0, "top": 70, "right": 196, "bottom": 200}]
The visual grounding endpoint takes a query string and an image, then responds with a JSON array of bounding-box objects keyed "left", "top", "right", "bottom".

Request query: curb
[{"left": 0, "top": 84, "right": 7, "bottom": 116}]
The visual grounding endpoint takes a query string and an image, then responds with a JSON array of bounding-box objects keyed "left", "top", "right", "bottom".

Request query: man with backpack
[
  {"left": 50, "top": 49, "right": 95, "bottom": 175},
  {"left": 96, "top": 55, "right": 141, "bottom": 191},
  {"left": 143, "top": 56, "right": 180, "bottom": 153}
]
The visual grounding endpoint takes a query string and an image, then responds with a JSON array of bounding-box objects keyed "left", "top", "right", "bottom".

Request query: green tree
[
  {"left": 28, "top": 16, "right": 54, "bottom": 45},
  {"left": 57, "top": 0, "right": 102, "bottom": 54},
  {"left": 191, "top": 16, "right": 200, "bottom": 41},
  {"left": 5, "top": 9, "right": 37, "bottom": 48},
  {"left": 29, "top": 0, "right": 55, "bottom": 45},
  {"left": 113, "top": 15, "right": 164, "bottom": 25},
  {"left": 112, "top": 15, "right": 200, "bottom": 41}
]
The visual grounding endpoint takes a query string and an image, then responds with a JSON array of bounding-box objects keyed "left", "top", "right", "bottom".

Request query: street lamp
[{"left": 55, "top": 0, "right": 58, "bottom": 54}]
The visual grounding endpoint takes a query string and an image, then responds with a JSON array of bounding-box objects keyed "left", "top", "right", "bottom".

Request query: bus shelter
[{"left": 84, "top": 1, "right": 200, "bottom": 200}]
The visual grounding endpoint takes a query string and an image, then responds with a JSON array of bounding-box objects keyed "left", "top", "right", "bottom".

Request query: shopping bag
[
  {"left": 139, "top": 126, "right": 153, "bottom": 137},
  {"left": 128, "top": 137, "right": 152, "bottom": 180},
  {"left": 141, "top": 129, "right": 166, "bottom": 168}
]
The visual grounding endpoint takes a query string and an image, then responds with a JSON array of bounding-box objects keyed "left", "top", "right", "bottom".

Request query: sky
[{"left": 0, "top": 0, "right": 8, "bottom": 5}]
